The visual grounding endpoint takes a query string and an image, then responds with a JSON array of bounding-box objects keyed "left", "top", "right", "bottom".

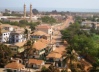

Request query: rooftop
[
  {"left": 29, "top": 59, "right": 44, "bottom": 65},
  {"left": 32, "top": 40, "right": 47, "bottom": 50},
  {"left": 31, "top": 30, "right": 49, "bottom": 36},
  {"left": 36, "top": 24, "right": 51, "bottom": 29},
  {"left": 46, "top": 52, "right": 62, "bottom": 59},
  {"left": 5, "top": 62, "right": 25, "bottom": 69}
]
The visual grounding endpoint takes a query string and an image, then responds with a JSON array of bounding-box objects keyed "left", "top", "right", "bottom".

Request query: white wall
[{"left": 0, "top": 32, "right": 10, "bottom": 42}]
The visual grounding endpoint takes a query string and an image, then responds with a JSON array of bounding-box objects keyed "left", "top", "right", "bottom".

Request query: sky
[{"left": 0, "top": 0, "right": 99, "bottom": 11}]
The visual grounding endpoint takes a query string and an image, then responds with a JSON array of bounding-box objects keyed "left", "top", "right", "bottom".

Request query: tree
[
  {"left": 41, "top": 66, "right": 49, "bottom": 72},
  {"left": 0, "top": 43, "right": 13, "bottom": 67},
  {"left": 41, "top": 64, "right": 60, "bottom": 72},
  {"left": 32, "top": 9, "right": 39, "bottom": 15},
  {"left": 41, "top": 16, "right": 56, "bottom": 24},
  {"left": 29, "top": 21, "right": 40, "bottom": 31},
  {"left": 52, "top": 10, "right": 57, "bottom": 14},
  {"left": 24, "top": 28, "right": 29, "bottom": 40},
  {"left": 19, "top": 20, "right": 28, "bottom": 24}
]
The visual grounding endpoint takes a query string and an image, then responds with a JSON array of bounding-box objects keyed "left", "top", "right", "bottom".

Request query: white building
[
  {"left": 9, "top": 31, "right": 26, "bottom": 43},
  {"left": 0, "top": 30, "right": 10, "bottom": 42}
]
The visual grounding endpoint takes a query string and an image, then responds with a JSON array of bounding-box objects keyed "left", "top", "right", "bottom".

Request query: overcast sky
[{"left": 0, "top": 0, "right": 99, "bottom": 9}]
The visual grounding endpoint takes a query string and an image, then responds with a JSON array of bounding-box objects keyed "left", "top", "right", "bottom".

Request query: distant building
[
  {"left": 0, "top": 12, "right": 3, "bottom": 16},
  {"left": 5, "top": 9, "right": 12, "bottom": 14}
]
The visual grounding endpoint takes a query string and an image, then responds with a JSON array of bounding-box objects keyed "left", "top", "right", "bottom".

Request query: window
[
  {"left": 16, "top": 35, "right": 18, "bottom": 38},
  {"left": 16, "top": 40, "right": 18, "bottom": 42},
  {"left": 3, "top": 34, "right": 5, "bottom": 36}
]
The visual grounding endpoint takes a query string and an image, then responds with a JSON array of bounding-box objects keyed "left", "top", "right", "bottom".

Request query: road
[{"left": 52, "top": 16, "right": 74, "bottom": 44}]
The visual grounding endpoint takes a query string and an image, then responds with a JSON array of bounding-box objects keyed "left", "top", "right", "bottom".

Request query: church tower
[
  {"left": 30, "top": 4, "right": 33, "bottom": 21},
  {"left": 24, "top": 4, "right": 26, "bottom": 19}
]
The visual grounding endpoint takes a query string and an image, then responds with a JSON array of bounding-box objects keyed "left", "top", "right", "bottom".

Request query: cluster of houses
[
  {"left": 0, "top": 22, "right": 68, "bottom": 72},
  {"left": 0, "top": 22, "right": 92, "bottom": 72}
]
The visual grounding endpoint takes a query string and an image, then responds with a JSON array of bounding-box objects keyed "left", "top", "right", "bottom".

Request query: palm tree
[
  {"left": 24, "top": 28, "right": 29, "bottom": 40},
  {"left": 63, "top": 45, "right": 85, "bottom": 72}
]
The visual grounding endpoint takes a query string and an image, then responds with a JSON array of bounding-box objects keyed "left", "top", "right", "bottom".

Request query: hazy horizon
[
  {"left": 1, "top": 7, "right": 99, "bottom": 12},
  {"left": 1, "top": 0, "right": 99, "bottom": 12}
]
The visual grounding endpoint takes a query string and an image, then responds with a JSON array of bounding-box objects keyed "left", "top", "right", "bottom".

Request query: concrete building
[
  {"left": 9, "top": 31, "right": 26, "bottom": 43},
  {"left": 0, "top": 30, "right": 10, "bottom": 42},
  {"left": 0, "top": 24, "right": 12, "bottom": 42}
]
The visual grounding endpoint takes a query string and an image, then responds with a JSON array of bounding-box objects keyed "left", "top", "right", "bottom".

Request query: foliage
[
  {"left": 3, "top": 13, "right": 23, "bottom": 17},
  {"left": 41, "top": 66, "right": 49, "bottom": 72},
  {"left": 61, "top": 20, "right": 99, "bottom": 70},
  {"left": 0, "top": 43, "right": 13, "bottom": 67},
  {"left": 32, "top": 9, "right": 39, "bottom": 15},
  {"left": 41, "top": 16, "right": 56, "bottom": 24},
  {"left": 41, "top": 64, "right": 60, "bottom": 72},
  {"left": 61, "top": 69, "right": 67, "bottom": 72}
]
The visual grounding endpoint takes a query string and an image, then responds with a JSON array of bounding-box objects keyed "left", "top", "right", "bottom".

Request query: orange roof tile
[
  {"left": 36, "top": 24, "right": 51, "bottom": 29},
  {"left": 5, "top": 62, "right": 24, "bottom": 69},
  {"left": 38, "top": 38, "right": 49, "bottom": 44},
  {"left": 32, "top": 41, "right": 47, "bottom": 50},
  {"left": 46, "top": 52, "right": 62, "bottom": 59},
  {"left": 31, "top": 31, "right": 49, "bottom": 36},
  {"left": 29, "top": 59, "right": 44, "bottom": 65}
]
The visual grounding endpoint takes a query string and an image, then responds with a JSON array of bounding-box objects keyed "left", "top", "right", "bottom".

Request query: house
[
  {"left": 9, "top": 31, "right": 26, "bottom": 43},
  {"left": 0, "top": 24, "right": 14, "bottom": 43},
  {"left": 37, "top": 38, "right": 56, "bottom": 52},
  {"left": 1, "top": 24, "right": 14, "bottom": 31},
  {"left": 28, "top": 59, "right": 44, "bottom": 69},
  {"left": 46, "top": 45, "right": 66, "bottom": 67},
  {"left": 0, "top": 29, "right": 10, "bottom": 42},
  {"left": 5, "top": 61, "right": 26, "bottom": 72},
  {"left": 9, "top": 41, "right": 26, "bottom": 54},
  {"left": 46, "top": 52, "right": 62, "bottom": 67},
  {"left": 32, "top": 40, "right": 48, "bottom": 59},
  {"left": 30, "top": 30, "right": 50, "bottom": 40},
  {"left": 35, "top": 24, "right": 53, "bottom": 35}
]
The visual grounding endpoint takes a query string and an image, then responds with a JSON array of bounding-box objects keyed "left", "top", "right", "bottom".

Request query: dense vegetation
[
  {"left": 0, "top": 43, "right": 13, "bottom": 67},
  {"left": 61, "top": 20, "right": 99, "bottom": 71},
  {"left": 41, "top": 16, "right": 56, "bottom": 24}
]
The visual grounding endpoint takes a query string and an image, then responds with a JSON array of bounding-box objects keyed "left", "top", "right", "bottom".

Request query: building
[
  {"left": 5, "top": 9, "right": 12, "bottom": 14},
  {"left": 46, "top": 45, "right": 66, "bottom": 67},
  {"left": 1, "top": 24, "right": 14, "bottom": 31},
  {"left": 9, "top": 41, "right": 26, "bottom": 54},
  {"left": 32, "top": 40, "right": 48, "bottom": 59},
  {"left": 9, "top": 31, "right": 26, "bottom": 43},
  {"left": 28, "top": 59, "right": 44, "bottom": 69},
  {"left": 81, "top": 21, "right": 99, "bottom": 30},
  {"left": 30, "top": 30, "right": 50, "bottom": 40},
  {"left": 5, "top": 61, "right": 25, "bottom": 72},
  {"left": 0, "top": 29, "right": 10, "bottom": 42},
  {"left": 0, "top": 24, "right": 14, "bottom": 43},
  {"left": 35, "top": 24, "right": 53, "bottom": 35}
]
